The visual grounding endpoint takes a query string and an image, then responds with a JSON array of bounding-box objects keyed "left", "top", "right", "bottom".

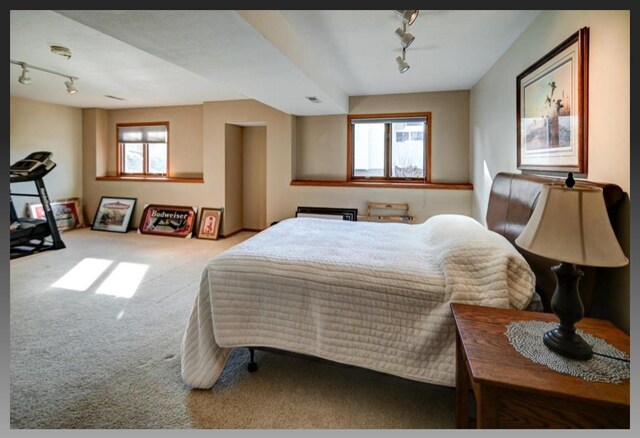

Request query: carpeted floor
[{"left": 10, "top": 228, "right": 455, "bottom": 429}]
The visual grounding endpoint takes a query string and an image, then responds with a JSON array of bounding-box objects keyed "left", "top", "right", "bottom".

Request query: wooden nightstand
[{"left": 450, "top": 303, "right": 630, "bottom": 428}]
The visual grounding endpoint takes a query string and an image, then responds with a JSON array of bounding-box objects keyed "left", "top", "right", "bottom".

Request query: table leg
[
  {"left": 456, "top": 330, "right": 470, "bottom": 428},
  {"left": 476, "top": 385, "right": 498, "bottom": 428}
]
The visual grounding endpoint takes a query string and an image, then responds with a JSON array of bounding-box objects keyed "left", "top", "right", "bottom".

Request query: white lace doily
[{"left": 505, "top": 320, "right": 629, "bottom": 384}]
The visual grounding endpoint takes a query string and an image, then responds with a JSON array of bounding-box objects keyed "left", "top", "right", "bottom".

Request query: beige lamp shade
[{"left": 515, "top": 183, "right": 628, "bottom": 267}]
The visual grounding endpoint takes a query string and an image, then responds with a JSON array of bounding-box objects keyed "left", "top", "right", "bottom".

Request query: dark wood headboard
[{"left": 486, "top": 172, "right": 625, "bottom": 314}]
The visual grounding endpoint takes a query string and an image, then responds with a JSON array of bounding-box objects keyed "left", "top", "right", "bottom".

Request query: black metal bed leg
[{"left": 247, "top": 347, "right": 258, "bottom": 373}]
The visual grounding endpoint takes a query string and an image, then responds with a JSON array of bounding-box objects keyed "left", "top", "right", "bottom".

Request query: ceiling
[{"left": 9, "top": 10, "right": 540, "bottom": 115}]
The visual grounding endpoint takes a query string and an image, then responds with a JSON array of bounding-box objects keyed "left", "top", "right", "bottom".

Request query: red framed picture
[
  {"left": 29, "top": 197, "right": 84, "bottom": 231},
  {"left": 138, "top": 204, "right": 197, "bottom": 238}
]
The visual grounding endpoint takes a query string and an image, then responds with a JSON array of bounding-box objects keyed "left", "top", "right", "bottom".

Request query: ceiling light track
[{"left": 10, "top": 59, "right": 79, "bottom": 94}]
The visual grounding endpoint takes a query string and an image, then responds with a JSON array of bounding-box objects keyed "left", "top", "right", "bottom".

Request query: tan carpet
[{"left": 10, "top": 228, "right": 455, "bottom": 429}]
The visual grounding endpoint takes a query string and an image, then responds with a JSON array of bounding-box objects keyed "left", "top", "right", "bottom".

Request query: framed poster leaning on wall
[
  {"left": 29, "top": 197, "right": 85, "bottom": 231},
  {"left": 91, "top": 197, "right": 137, "bottom": 233},
  {"left": 138, "top": 204, "right": 197, "bottom": 238},
  {"left": 196, "top": 208, "right": 223, "bottom": 240}
]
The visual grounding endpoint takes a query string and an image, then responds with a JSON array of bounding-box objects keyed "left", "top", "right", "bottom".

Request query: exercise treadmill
[{"left": 10, "top": 152, "right": 65, "bottom": 259}]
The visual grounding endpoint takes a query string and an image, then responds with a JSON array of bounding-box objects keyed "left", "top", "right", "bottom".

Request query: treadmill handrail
[
  {"left": 10, "top": 192, "right": 40, "bottom": 197},
  {"left": 10, "top": 162, "right": 57, "bottom": 183}
]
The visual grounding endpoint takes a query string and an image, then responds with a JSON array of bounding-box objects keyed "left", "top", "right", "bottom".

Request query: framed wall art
[
  {"left": 517, "top": 27, "right": 589, "bottom": 174},
  {"left": 138, "top": 204, "right": 197, "bottom": 238},
  {"left": 196, "top": 208, "right": 223, "bottom": 240},
  {"left": 29, "top": 197, "right": 85, "bottom": 231},
  {"left": 91, "top": 197, "right": 137, "bottom": 233}
]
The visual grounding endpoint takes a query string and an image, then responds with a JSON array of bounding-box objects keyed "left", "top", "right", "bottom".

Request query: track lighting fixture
[
  {"left": 395, "top": 10, "right": 419, "bottom": 26},
  {"left": 18, "top": 65, "right": 31, "bottom": 85},
  {"left": 396, "top": 48, "right": 410, "bottom": 73},
  {"left": 395, "top": 23, "right": 415, "bottom": 48},
  {"left": 11, "top": 59, "right": 79, "bottom": 95},
  {"left": 65, "top": 78, "right": 78, "bottom": 95},
  {"left": 392, "top": 10, "right": 418, "bottom": 73}
]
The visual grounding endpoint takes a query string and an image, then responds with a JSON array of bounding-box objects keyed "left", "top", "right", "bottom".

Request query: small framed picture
[
  {"left": 29, "top": 197, "right": 85, "bottom": 231},
  {"left": 138, "top": 204, "right": 197, "bottom": 238},
  {"left": 91, "top": 197, "right": 137, "bottom": 233},
  {"left": 196, "top": 208, "right": 223, "bottom": 240}
]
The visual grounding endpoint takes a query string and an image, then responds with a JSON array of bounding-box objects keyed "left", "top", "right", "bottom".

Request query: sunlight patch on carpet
[
  {"left": 95, "top": 262, "right": 149, "bottom": 299},
  {"left": 51, "top": 258, "right": 113, "bottom": 291}
]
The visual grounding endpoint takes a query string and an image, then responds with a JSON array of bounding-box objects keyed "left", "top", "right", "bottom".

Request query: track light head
[
  {"left": 395, "top": 10, "right": 419, "bottom": 26},
  {"left": 65, "top": 78, "right": 78, "bottom": 95},
  {"left": 18, "top": 65, "right": 31, "bottom": 85},
  {"left": 395, "top": 25, "right": 415, "bottom": 48},
  {"left": 396, "top": 55, "right": 410, "bottom": 73}
]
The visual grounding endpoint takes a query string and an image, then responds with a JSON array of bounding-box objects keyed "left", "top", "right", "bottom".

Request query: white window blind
[
  {"left": 351, "top": 116, "right": 426, "bottom": 125},
  {"left": 118, "top": 125, "right": 167, "bottom": 143}
]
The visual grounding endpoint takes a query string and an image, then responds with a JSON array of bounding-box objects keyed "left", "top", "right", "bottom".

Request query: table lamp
[{"left": 515, "top": 174, "right": 628, "bottom": 360}]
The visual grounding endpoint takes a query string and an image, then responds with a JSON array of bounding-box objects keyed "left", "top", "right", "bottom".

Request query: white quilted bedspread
[{"left": 181, "top": 214, "right": 535, "bottom": 389}]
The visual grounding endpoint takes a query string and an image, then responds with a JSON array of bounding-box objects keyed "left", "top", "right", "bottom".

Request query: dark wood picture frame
[
  {"left": 138, "top": 204, "right": 197, "bottom": 238},
  {"left": 295, "top": 206, "right": 358, "bottom": 221},
  {"left": 517, "top": 27, "right": 589, "bottom": 175},
  {"left": 196, "top": 207, "right": 223, "bottom": 240},
  {"left": 91, "top": 196, "right": 137, "bottom": 233}
]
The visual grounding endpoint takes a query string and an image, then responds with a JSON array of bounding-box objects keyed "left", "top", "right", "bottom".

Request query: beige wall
[
  {"left": 202, "top": 100, "right": 294, "bottom": 231},
  {"left": 82, "top": 91, "right": 473, "bottom": 234},
  {"left": 83, "top": 105, "right": 210, "bottom": 229},
  {"left": 469, "top": 10, "right": 630, "bottom": 331},
  {"left": 83, "top": 99, "right": 292, "bottom": 233},
  {"left": 243, "top": 126, "right": 267, "bottom": 230},
  {"left": 104, "top": 105, "right": 204, "bottom": 177},
  {"left": 470, "top": 10, "right": 630, "bottom": 222},
  {"left": 286, "top": 186, "right": 472, "bottom": 223},
  {"left": 290, "top": 91, "right": 473, "bottom": 222},
  {"left": 350, "top": 91, "right": 470, "bottom": 183},
  {"left": 296, "top": 115, "right": 347, "bottom": 180},
  {"left": 82, "top": 108, "right": 109, "bottom": 201},
  {"left": 224, "top": 124, "right": 244, "bottom": 235},
  {"left": 10, "top": 97, "right": 83, "bottom": 217},
  {"left": 296, "top": 91, "right": 470, "bottom": 183}
]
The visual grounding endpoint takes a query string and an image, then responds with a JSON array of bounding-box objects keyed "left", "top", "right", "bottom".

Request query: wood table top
[{"left": 451, "top": 303, "right": 630, "bottom": 407}]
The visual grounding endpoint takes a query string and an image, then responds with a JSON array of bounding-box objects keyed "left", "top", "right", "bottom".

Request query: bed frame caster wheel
[{"left": 248, "top": 347, "right": 258, "bottom": 373}]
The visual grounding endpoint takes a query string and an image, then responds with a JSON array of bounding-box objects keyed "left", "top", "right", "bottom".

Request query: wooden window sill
[
  {"left": 290, "top": 180, "right": 473, "bottom": 190},
  {"left": 96, "top": 176, "right": 204, "bottom": 183}
]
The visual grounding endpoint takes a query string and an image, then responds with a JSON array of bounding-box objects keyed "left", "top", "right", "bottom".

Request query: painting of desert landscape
[{"left": 522, "top": 58, "right": 573, "bottom": 152}]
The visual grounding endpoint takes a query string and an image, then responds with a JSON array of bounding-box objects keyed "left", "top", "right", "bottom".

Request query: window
[
  {"left": 348, "top": 113, "right": 430, "bottom": 181},
  {"left": 117, "top": 122, "right": 169, "bottom": 176}
]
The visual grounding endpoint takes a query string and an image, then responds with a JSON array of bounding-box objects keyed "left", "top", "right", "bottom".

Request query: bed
[{"left": 181, "top": 172, "right": 625, "bottom": 389}]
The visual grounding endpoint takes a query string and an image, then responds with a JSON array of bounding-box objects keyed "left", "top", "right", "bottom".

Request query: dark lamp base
[{"left": 543, "top": 328, "right": 593, "bottom": 360}]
